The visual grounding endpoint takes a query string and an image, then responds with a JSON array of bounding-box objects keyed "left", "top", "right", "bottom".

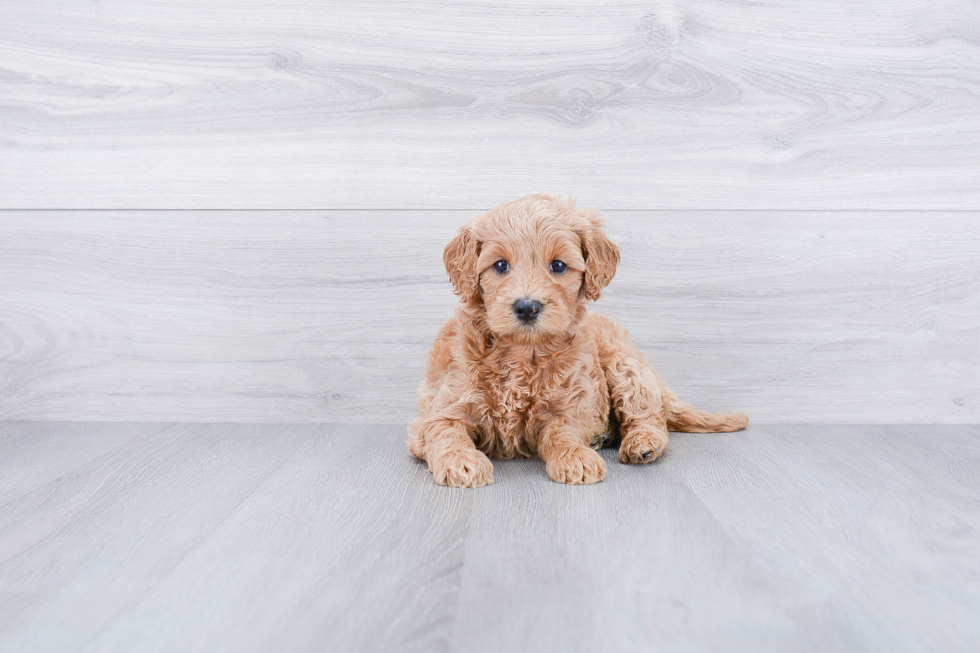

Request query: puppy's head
[{"left": 444, "top": 194, "right": 619, "bottom": 343}]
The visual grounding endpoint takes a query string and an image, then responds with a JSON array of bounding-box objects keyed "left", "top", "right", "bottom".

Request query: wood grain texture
[
  {"left": 454, "top": 424, "right": 980, "bottom": 652},
  {"left": 0, "top": 423, "right": 470, "bottom": 653},
  {"left": 1, "top": 210, "right": 976, "bottom": 423},
  {"left": 675, "top": 425, "right": 980, "bottom": 652},
  {"left": 1, "top": 0, "right": 979, "bottom": 209},
  {"left": 0, "top": 422, "right": 977, "bottom": 651}
]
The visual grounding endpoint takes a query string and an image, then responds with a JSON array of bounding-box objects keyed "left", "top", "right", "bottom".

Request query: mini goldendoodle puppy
[{"left": 409, "top": 194, "right": 747, "bottom": 487}]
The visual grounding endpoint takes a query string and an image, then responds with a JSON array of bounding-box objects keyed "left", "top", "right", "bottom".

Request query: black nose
[{"left": 513, "top": 298, "right": 542, "bottom": 323}]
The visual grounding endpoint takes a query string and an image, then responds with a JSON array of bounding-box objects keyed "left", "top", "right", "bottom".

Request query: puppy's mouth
[
  {"left": 509, "top": 305, "right": 565, "bottom": 340},
  {"left": 515, "top": 322, "right": 541, "bottom": 334},
  {"left": 486, "top": 298, "right": 572, "bottom": 341}
]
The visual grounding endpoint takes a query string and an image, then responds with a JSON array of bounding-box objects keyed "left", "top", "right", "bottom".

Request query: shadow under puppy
[{"left": 409, "top": 194, "right": 747, "bottom": 487}]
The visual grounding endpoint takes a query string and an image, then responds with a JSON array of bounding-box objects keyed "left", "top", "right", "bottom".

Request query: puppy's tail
[{"left": 666, "top": 398, "right": 748, "bottom": 433}]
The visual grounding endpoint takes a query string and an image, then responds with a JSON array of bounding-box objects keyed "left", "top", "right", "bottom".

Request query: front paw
[
  {"left": 546, "top": 446, "right": 607, "bottom": 485},
  {"left": 619, "top": 427, "right": 669, "bottom": 464},
  {"left": 429, "top": 447, "right": 494, "bottom": 488}
]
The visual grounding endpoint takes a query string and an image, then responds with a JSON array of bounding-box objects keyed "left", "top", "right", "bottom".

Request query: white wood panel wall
[
  {"left": 1, "top": 212, "right": 976, "bottom": 423},
  {"left": 1, "top": 0, "right": 979, "bottom": 209},
  {"left": 1, "top": 1, "right": 978, "bottom": 423}
]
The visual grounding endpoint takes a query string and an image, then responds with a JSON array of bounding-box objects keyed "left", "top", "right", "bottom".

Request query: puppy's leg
[
  {"left": 604, "top": 351, "right": 671, "bottom": 465},
  {"left": 538, "top": 419, "right": 607, "bottom": 485},
  {"left": 415, "top": 416, "right": 494, "bottom": 488}
]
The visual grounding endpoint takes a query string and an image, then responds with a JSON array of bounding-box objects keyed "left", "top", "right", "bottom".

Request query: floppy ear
[
  {"left": 580, "top": 211, "right": 620, "bottom": 301},
  {"left": 443, "top": 226, "right": 480, "bottom": 301}
]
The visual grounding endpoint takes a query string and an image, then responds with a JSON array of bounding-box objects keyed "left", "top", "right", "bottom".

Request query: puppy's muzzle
[{"left": 513, "top": 298, "right": 542, "bottom": 324}]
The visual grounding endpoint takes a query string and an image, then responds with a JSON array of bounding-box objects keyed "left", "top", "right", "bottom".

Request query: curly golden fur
[{"left": 409, "top": 194, "right": 748, "bottom": 487}]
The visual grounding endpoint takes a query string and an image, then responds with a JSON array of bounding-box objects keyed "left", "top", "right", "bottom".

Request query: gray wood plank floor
[
  {"left": 1, "top": 422, "right": 977, "bottom": 652},
  {"left": 1, "top": 211, "right": 977, "bottom": 424},
  {"left": 2, "top": 1, "right": 979, "bottom": 209}
]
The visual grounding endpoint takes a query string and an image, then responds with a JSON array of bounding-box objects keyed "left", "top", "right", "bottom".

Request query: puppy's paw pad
[
  {"left": 590, "top": 430, "right": 613, "bottom": 450},
  {"left": 431, "top": 448, "right": 494, "bottom": 488},
  {"left": 546, "top": 446, "right": 607, "bottom": 485},
  {"left": 619, "top": 430, "right": 669, "bottom": 465}
]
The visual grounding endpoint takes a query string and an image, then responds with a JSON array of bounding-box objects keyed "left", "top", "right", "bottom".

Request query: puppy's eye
[
  {"left": 550, "top": 260, "right": 567, "bottom": 274},
  {"left": 493, "top": 260, "right": 509, "bottom": 274}
]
